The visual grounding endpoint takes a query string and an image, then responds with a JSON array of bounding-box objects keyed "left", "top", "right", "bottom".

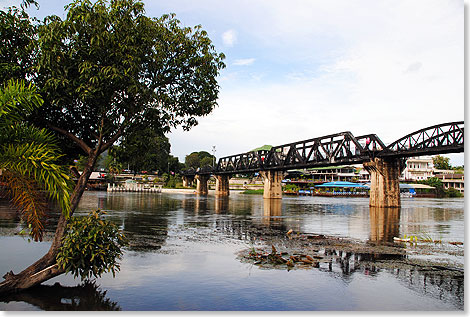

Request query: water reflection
[
  {"left": 0, "top": 192, "right": 464, "bottom": 311},
  {"left": 102, "top": 194, "right": 170, "bottom": 252},
  {"left": 369, "top": 207, "right": 400, "bottom": 243},
  {"left": 322, "top": 248, "right": 405, "bottom": 277},
  {"left": 0, "top": 201, "right": 20, "bottom": 235},
  {"left": 214, "top": 197, "right": 229, "bottom": 214},
  {"left": 262, "top": 199, "right": 282, "bottom": 224},
  {"left": 320, "top": 248, "right": 463, "bottom": 308},
  {"left": 194, "top": 197, "right": 208, "bottom": 215},
  {"left": 0, "top": 281, "right": 120, "bottom": 310}
]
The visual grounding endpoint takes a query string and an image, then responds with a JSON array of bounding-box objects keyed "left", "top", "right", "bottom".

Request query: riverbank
[{"left": 238, "top": 226, "right": 464, "bottom": 278}]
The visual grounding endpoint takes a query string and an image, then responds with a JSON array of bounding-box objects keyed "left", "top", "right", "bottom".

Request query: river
[{"left": 0, "top": 190, "right": 464, "bottom": 311}]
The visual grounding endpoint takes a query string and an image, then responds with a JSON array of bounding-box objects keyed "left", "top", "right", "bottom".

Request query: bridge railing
[
  {"left": 356, "top": 134, "right": 387, "bottom": 153},
  {"left": 379, "top": 121, "right": 464, "bottom": 157}
]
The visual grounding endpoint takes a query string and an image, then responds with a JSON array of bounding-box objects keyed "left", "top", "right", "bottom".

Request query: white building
[
  {"left": 436, "top": 173, "right": 464, "bottom": 194},
  {"left": 401, "top": 156, "right": 434, "bottom": 181}
]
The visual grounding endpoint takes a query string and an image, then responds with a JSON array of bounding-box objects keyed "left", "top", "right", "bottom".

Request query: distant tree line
[
  {"left": 184, "top": 151, "right": 216, "bottom": 169},
  {"left": 433, "top": 155, "right": 464, "bottom": 172}
]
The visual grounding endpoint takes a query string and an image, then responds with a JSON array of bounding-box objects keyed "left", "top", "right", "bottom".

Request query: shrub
[
  {"left": 445, "top": 187, "right": 463, "bottom": 198},
  {"left": 56, "top": 210, "right": 128, "bottom": 280},
  {"left": 283, "top": 184, "right": 299, "bottom": 192}
]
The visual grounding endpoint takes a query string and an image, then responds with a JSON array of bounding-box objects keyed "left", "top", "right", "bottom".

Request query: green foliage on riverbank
[
  {"left": 241, "top": 189, "right": 264, "bottom": 195},
  {"left": 418, "top": 177, "right": 463, "bottom": 198},
  {"left": 57, "top": 210, "right": 128, "bottom": 280},
  {"left": 283, "top": 184, "right": 300, "bottom": 193}
]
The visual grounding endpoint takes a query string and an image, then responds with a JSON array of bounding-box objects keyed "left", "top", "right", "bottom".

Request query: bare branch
[
  {"left": 47, "top": 124, "right": 92, "bottom": 155},
  {"left": 100, "top": 130, "right": 124, "bottom": 155}
]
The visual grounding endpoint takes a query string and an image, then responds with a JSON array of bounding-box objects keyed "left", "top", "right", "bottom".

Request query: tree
[
  {"left": 419, "top": 177, "right": 445, "bottom": 197},
  {"left": 168, "top": 155, "right": 184, "bottom": 174},
  {"left": 0, "top": 0, "right": 224, "bottom": 294},
  {"left": 185, "top": 152, "right": 201, "bottom": 169},
  {"left": 200, "top": 156, "right": 213, "bottom": 167},
  {"left": 0, "top": 0, "right": 38, "bottom": 82},
  {"left": 433, "top": 155, "right": 451, "bottom": 170},
  {"left": 185, "top": 151, "right": 215, "bottom": 169},
  {"left": 113, "top": 127, "right": 171, "bottom": 174}
]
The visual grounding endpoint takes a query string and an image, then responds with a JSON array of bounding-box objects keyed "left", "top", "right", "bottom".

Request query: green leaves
[
  {"left": 0, "top": 2, "right": 38, "bottom": 82},
  {"left": 0, "top": 79, "right": 73, "bottom": 241},
  {"left": 56, "top": 210, "right": 128, "bottom": 280},
  {"left": 0, "top": 80, "right": 43, "bottom": 127},
  {"left": 35, "top": 0, "right": 225, "bottom": 152}
]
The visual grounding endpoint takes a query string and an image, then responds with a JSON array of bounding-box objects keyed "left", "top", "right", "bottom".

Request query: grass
[{"left": 241, "top": 189, "right": 264, "bottom": 195}]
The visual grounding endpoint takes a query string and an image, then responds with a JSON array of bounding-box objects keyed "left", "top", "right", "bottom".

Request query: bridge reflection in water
[
  {"left": 192, "top": 196, "right": 462, "bottom": 309},
  {"left": 369, "top": 207, "right": 400, "bottom": 243}
]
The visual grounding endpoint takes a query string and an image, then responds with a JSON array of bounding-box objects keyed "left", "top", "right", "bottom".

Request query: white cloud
[
  {"left": 404, "top": 62, "right": 422, "bottom": 74},
  {"left": 233, "top": 58, "right": 255, "bottom": 66},
  {"left": 222, "top": 29, "right": 237, "bottom": 47},
  {"left": 143, "top": 0, "right": 463, "bottom": 165}
]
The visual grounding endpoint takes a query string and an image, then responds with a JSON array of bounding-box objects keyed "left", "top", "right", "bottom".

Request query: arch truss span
[{"left": 379, "top": 121, "right": 464, "bottom": 158}]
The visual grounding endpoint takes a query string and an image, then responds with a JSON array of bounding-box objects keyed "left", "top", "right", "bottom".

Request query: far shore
[{"left": 160, "top": 188, "right": 245, "bottom": 195}]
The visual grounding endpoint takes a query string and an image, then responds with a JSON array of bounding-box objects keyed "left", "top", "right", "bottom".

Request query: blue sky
[{"left": 1, "top": 0, "right": 465, "bottom": 166}]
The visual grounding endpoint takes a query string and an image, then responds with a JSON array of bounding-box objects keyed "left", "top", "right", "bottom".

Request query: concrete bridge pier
[
  {"left": 182, "top": 175, "right": 194, "bottom": 187},
  {"left": 363, "top": 158, "right": 405, "bottom": 208},
  {"left": 215, "top": 175, "right": 230, "bottom": 196},
  {"left": 260, "top": 170, "right": 283, "bottom": 199},
  {"left": 195, "top": 174, "right": 210, "bottom": 195}
]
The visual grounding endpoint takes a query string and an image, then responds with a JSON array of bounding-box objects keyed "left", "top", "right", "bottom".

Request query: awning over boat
[
  {"left": 400, "top": 183, "right": 435, "bottom": 189},
  {"left": 315, "top": 181, "right": 369, "bottom": 188}
]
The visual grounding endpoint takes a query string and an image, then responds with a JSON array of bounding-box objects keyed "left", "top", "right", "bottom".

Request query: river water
[{"left": 0, "top": 191, "right": 464, "bottom": 311}]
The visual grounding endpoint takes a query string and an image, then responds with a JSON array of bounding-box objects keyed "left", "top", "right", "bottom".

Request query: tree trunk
[{"left": 0, "top": 152, "right": 99, "bottom": 295}]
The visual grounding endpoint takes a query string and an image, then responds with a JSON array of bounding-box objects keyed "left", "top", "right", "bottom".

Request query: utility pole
[{"left": 212, "top": 145, "right": 216, "bottom": 167}]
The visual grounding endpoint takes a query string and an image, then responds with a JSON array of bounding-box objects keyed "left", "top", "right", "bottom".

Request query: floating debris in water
[{"left": 243, "top": 244, "right": 322, "bottom": 270}]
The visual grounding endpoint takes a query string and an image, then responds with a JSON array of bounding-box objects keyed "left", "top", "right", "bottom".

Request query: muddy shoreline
[{"left": 237, "top": 225, "right": 464, "bottom": 279}]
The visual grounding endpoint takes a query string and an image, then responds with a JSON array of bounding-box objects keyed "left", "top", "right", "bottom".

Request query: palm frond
[
  {"left": 0, "top": 142, "right": 73, "bottom": 219},
  {"left": 0, "top": 79, "right": 43, "bottom": 126},
  {"left": 0, "top": 123, "right": 60, "bottom": 150},
  {"left": 0, "top": 170, "right": 47, "bottom": 241},
  {"left": 0, "top": 79, "right": 72, "bottom": 241}
]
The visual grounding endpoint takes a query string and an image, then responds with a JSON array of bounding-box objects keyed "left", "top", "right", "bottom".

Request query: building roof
[
  {"left": 315, "top": 181, "right": 368, "bottom": 188},
  {"left": 436, "top": 173, "right": 464, "bottom": 179},
  {"left": 307, "top": 165, "right": 352, "bottom": 171},
  {"left": 400, "top": 183, "right": 435, "bottom": 189}
]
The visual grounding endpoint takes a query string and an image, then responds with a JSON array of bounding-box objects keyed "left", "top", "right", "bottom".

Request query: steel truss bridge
[{"left": 184, "top": 121, "right": 464, "bottom": 176}]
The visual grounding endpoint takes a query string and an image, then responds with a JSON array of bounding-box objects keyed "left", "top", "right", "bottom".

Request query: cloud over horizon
[{"left": 233, "top": 58, "right": 255, "bottom": 66}]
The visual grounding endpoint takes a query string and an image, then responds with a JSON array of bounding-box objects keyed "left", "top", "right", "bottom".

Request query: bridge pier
[
  {"left": 215, "top": 175, "right": 230, "bottom": 196},
  {"left": 363, "top": 158, "right": 405, "bottom": 208},
  {"left": 260, "top": 170, "right": 283, "bottom": 199},
  {"left": 182, "top": 175, "right": 194, "bottom": 187},
  {"left": 195, "top": 174, "right": 209, "bottom": 195}
]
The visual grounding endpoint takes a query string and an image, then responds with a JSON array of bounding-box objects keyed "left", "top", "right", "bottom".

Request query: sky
[{"left": 1, "top": 0, "right": 466, "bottom": 166}]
